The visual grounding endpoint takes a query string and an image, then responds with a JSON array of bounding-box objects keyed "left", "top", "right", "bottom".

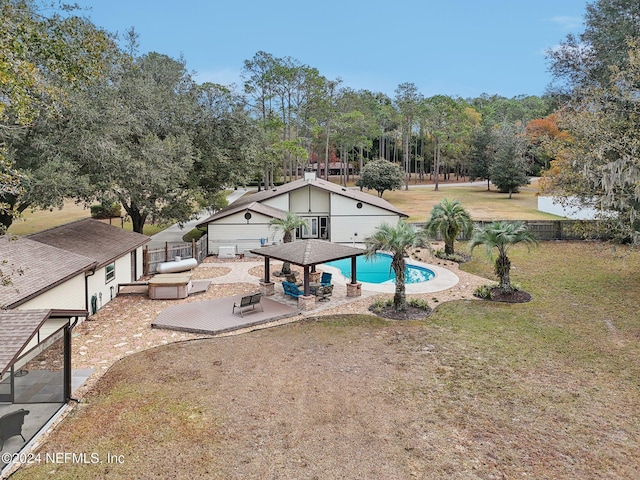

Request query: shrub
[
  {"left": 407, "top": 298, "right": 430, "bottom": 310},
  {"left": 90, "top": 203, "right": 122, "bottom": 219},
  {"left": 434, "top": 249, "right": 469, "bottom": 263},
  {"left": 182, "top": 227, "right": 206, "bottom": 242},
  {"left": 474, "top": 284, "right": 495, "bottom": 299}
]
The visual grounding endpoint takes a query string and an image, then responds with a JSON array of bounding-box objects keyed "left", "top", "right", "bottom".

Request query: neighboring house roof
[
  {"left": 0, "top": 236, "right": 96, "bottom": 309},
  {"left": 250, "top": 239, "right": 365, "bottom": 266},
  {"left": 0, "top": 309, "right": 51, "bottom": 375},
  {"left": 197, "top": 201, "right": 288, "bottom": 226},
  {"left": 198, "top": 177, "right": 407, "bottom": 226},
  {"left": 28, "top": 218, "right": 149, "bottom": 269}
]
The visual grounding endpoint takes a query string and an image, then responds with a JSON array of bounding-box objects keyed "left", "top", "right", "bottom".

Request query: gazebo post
[
  {"left": 351, "top": 256, "right": 357, "bottom": 284},
  {"left": 347, "top": 255, "right": 362, "bottom": 298},
  {"left": 303, "top": 266, "right": 311, "bottom": 296},
  {"left": 264, "top": 257, "right": 270, "bottom": 283},
  {"left": 260, "top": 257, "right": 275, "bottom": 296}
]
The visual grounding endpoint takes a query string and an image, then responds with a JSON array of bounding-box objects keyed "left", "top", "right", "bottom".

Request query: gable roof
[
  {"left": 199, "top": 177, "right": 407, "bottom": 226},
  {"left": 0, "top": 309, "right": 51, "bottom": 376},
  {"left": 197, "top": 201, "right": 288, "bottom": 227},
  {"left": 0, "top": 236, "right": 96, "bottom": 309},
  {"left": 28, "top": 218, "right": 149, "bottom": 269}
]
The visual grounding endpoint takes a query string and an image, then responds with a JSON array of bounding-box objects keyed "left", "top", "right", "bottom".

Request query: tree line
[{"left": 2, "top": 0, "right": 637, "bottom": 243}]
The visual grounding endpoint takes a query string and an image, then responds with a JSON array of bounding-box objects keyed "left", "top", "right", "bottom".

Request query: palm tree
[
  {"left": 469, "top": 221, "right": 538, "bottom": 293},
  {"left": 364, "top": 221, "right": 427, "bottom": 311},
  {"left": 424, "top": 199, "right": 473, "bottom": 256},
  {"left": 269, "top": 212, "right": 308, "bottom": 275}
]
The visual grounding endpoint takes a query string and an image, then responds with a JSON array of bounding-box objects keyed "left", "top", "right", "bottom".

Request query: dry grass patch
[
  {"left": 383, "top": 180, "right": 559, "bottom": 222},
  {"left": 12, "top": 242, "right": 640, "bottom": 479}
]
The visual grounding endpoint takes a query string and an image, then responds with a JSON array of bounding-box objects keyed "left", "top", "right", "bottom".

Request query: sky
[{"left": 72, "top": 0, "right": 589, "bottom": 99}]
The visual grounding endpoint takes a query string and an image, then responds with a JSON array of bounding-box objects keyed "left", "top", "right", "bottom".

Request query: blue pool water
[{"left": 325, "top": 253, "right": 435, "bottom": 284}]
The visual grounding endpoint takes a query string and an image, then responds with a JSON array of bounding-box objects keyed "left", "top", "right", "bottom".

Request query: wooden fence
[
  {"left": 143, "top": 234, "right": 208, "bottom": 275},
  {"left": 410, "top": 220, "right": 598, "bottom": 241}
]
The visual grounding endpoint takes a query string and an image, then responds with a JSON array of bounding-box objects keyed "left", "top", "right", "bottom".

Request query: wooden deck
[{"left": 151, "top": 294, "right": 299, "bottom": 335}]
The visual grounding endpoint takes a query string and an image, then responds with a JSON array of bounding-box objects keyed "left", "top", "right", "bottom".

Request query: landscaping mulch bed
[
  {"left": 485, "top": 287, "right": 533, "bottom": 303},
  {"left": 368, "top": 304, "right": 433, "bottom": 320}
]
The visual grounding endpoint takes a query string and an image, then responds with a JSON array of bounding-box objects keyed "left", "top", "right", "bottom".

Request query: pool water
[{"left": 325, "top": 253, "right": 435, "bottom": 284}]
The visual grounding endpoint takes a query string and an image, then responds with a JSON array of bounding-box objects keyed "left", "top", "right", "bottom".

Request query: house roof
[
  {"left": 0, "top": 309, "right": 51, "bottom": 376},
  {"left": 0, "top": 236, "right": 96, "bottom": 309},
  {"left": 197, "top": 201, "right": 288, "bottom": 227},
  {"left": 28, "top": 218, "right": 149, "bottom": 269},
  {"left": 0, "top": 309, "right": 87, "bottom": 376},
  {"left": 249, "top": 239, "right": 364, "bottom": 266},
  {"left": 198, "top": 177, "right": 407, "bottom": 226}
]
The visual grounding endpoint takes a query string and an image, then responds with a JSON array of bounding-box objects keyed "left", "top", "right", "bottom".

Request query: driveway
[{"left": 148, "top": 188, "right": 247, "bottom": 248}]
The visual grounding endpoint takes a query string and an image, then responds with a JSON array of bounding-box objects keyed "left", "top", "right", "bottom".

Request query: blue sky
[{"left": 73, "top": 0, "right": 588, "bottom": 99}]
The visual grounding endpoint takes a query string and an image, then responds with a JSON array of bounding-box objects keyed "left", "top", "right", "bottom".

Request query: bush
[
  {"left": 407, "top": 298, "right": 430, "bottom": 310},
  {"left": 474, "top": 284, "right": 495, "bottom": 299},
  {"left": 90, "top": 203, "right": 122, "bottom": 219},
  {"left": 182, "top": 227, "right": 206, "bottom": 242},
  {"left": 434, "top": 249, "right": 470, "bottom": 263}
]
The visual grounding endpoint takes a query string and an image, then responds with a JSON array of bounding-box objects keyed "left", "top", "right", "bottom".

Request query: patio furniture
[
  {"left": 0, "top": 409, "right": 30, "bottom": 450},
  {"left": 320, "top": 272, "right": 332, "bottom": 286},
  {"left": 315, "top": 284, "right": 333, "bottom": 302},
  {"left": 282, "top": 281, "right": 304, "bottom": 298},
  {"left": 232, "top": 292, "right": 263, "bottom": 317}
]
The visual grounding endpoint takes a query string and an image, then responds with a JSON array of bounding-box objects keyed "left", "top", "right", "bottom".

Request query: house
[
  {"left": 198, "top": 174, "right": 408, "bottom": 255},
  {"left": 0, "top": 235, "right": 96, "bottom": 312},
  {"left": 0, "top": 221, "right": 148, "bottom": 468},
  {"left": 28, "top": 219, "right": 149, "bottom": 313}
]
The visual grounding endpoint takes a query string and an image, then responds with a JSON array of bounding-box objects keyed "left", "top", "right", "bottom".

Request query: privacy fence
[
  {"left": 410, "top": 220, "right": 599, "bottom": 241},
  {"left": 143, "top": 234, "right": 208, "bottom": 275}
]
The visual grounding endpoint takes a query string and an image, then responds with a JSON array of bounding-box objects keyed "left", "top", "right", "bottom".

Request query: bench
[
  {"left": 282, "top": 281, "right": 304, "bottom": 298},
  {"left": 232, "top": 292, "right": 263, "bottom": 317}
]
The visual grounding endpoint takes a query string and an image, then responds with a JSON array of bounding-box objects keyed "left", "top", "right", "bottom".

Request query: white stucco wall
[
  {"left": 86, "top": 254, "right": 135, "bottom": 313},
  {"left": 289, "top": 187, "right": 330, "bottom": 215},
  {"left": 537, "top": 196, "right": 599, "bottom": 220},
  {"left": 207, "top": 211, "right": 284, "bottom": 255},
  {"left": 17, "top": 274, "right": 86, "bottom": 311}
]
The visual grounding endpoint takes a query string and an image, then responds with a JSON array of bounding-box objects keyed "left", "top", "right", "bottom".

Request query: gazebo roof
[{"left": 250, "top": 239, "right": 364, "bottom": 266}]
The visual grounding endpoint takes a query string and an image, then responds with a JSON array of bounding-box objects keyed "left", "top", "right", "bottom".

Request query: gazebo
[{"left": 249, "top": 239, "right": 365, "bottom": 308}]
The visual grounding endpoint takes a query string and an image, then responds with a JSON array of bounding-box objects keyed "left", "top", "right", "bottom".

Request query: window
[{"left": 105, "top": 262, "right": 115, "bottom": 283}]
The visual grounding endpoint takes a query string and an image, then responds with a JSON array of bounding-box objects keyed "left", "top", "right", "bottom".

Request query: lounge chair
[{"left": 0, "top": 409, "right": 30, "bottom": 450}]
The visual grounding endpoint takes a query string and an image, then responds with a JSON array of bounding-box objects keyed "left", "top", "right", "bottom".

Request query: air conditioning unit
[{"left": 218, "top": 245, "right": 236, "bottom": 259}]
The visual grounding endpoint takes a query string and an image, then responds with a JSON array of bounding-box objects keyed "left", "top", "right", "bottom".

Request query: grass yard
[
  {"left": 383, "top": 179, "right": 561, "bottom": 222},
  {"left": 7, "top": 200, "right": 166, "bottom": 237},
  {"left": 12, "top": 241, "right": 640, "bottom": 479}
]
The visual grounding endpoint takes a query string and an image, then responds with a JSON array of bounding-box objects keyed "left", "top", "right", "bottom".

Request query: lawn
[
  {"left": 383, "top": 179, "right": 561, "bottom": 222},
  {"left": 12, "top": 241, "right": 640, "bottom": 479},
  {"left": 7, "top": 200, "right": 165, "bottom": 237}
]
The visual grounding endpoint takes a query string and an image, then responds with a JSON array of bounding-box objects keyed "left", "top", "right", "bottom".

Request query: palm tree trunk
[
  {"left": 495, "top": 253, "right": 512, "bottom": 293},
  {"left": 393, "top": 254, "right": 407, "bottom": 311}
]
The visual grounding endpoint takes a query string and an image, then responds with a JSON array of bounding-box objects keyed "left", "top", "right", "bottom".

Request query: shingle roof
[
  {"left": 196, "top": 202, "right": 288, "bottom": 227},
  {"left": 249, "top": 239, "right": 364, "bottom": 266},
  {"left": 198, "top": 177, "right": 407, "bottom": 226},
  {"left": 0, "top": 236, "right": 96, "bottom": 309},
  {"left": 28, "top": 218, "right": 149, "bottom": 269},
  {"left": 0, "top": 309, "right": 51, "bottom": 375}
]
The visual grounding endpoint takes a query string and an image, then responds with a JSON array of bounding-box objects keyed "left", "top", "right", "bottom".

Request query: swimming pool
[{"left": 324, "top": 253, "right": 435, "bottom": 284}]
